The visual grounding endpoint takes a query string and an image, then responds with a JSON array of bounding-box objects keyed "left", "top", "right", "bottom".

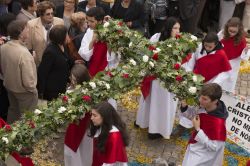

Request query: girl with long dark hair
[{"left": 89, "top": 101, "right": 129, "bottom": 166}]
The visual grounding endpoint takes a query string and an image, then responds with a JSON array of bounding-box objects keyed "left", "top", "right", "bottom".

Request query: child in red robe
[{"left": 89, "top": 101, "right": 129, "bottom": 166}]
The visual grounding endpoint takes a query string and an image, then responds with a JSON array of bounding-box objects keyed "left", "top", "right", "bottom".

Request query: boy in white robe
[{"left": 182, "top": 83, "right": 228, "bottom": 166}]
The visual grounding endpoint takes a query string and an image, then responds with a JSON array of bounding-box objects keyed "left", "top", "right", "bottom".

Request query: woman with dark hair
[
  {"left": 38, "top": 24, "right": 74, "bottom": 101},
  {"left": 218, "top": 17, "right": 250, "bottom": 92},
  {"left": 135, "top": 17, "right": 180, "bottom": 140},
  {"left": 89, "top": 101, "right": 129, "bottom": 165}
]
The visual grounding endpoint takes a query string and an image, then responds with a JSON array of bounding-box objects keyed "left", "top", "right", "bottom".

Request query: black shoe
[
  {"left": 148, "top": 133, "right": 163, "bottom": 140},
  {"left": 134, "top": 121, "right": 139, "bottom": 128}
]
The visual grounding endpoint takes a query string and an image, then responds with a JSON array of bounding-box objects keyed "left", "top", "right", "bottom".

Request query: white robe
[
  {"left": 182, "top": 129, "right": 225, "bottom": 166},
  {"left": 136, "top": 33, "right": 178, "bottom": 139},
  {"left": 217, "top": 30, "right": 250, "bottom": 93}
]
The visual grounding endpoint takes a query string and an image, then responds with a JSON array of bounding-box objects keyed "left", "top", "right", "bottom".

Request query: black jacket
[
  {"left": 38, "top": 43, "right": 74, "bottom": 101},
  {"left": 178, "top": 0, "right": 200, "bottom": 20},
  {"left": 55, "top": 5, "right": 84, "bottom": 18},
  {"left": 77, "top": 0, "right": 111, "bottom": 15},
  {"left": 111, "top": 0, "right": 145, "bottom": 31}
]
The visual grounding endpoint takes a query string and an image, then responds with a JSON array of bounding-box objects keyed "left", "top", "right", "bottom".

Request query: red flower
[
  {"left": 118, "top": 21, "right": 123, "bottom": 26},
  {"left": 106, "top": 71, "right": 113, "bottom": 77},
  {"left": 5, "top": 125, "right": 12, "bottom": 131},
  {"left": 175, "top": 75, "right": 183, "bottom": 81},
  {"left": 148, "top": 45, "right": 156, "bottom": 51},
  {"left": 117, "top": 30, "right": 123, "bottom": 34},
  {"left": 173, "top": 63, "right": 181, "bottom": 70},
  {"left": 152, "top": 53, "right": 158, "bottom": 61},
  {"left": 82, "top": 95, "right": 91, "bottom": 102},
  {"left": 62, "top": 95, "right": 69, "bottom": 102},
  {"left": 175, "top": 34, "right": 181, "bottom": 39},
  {"left": 122, "top": 73, "right": 129, "bottom": 78},
  {"left": 28, "top": 121, "right": 35, "bottom": 128}
]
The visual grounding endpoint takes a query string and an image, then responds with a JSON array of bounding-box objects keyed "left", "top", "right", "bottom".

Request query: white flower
[
  {"left": 103, "top": 22, "right": 110, "bottom": 28},
  {"left": 58, "top": 106, "right": 66, "bottom": 113},
  {"left": 188, "top": 87, "right": 197, "bottom": 94},
  {"left": 89, "top": 82, "right": 96, "bottom": 89},
  {"left": 153, "top": 48, "right": 161, "bottom": 54},
  {"left": 129, "top": 59, "right": 137, "bottom": 66},
  {"left": 149, "top": 61, "right": 154, "bottom": 68},
  {"left": 192, "top": 75, "right": 198, "bottom": 82},
  {"left": 105, "top": 83, "right": 110, "bottom": 90},
  {"left": 129, "top": 42, "right": 133, "bottom": 47},
  {"left": 143, "top": 55, "right": 149, "bottom": 62},
  {"left": 139, "top": 71, "right": 146, "bottom": 76},
  {"left": 190, "top": 35, "right": 198, "bottom": 41},
  {"left": 66, "top": 89, "right": 74, "bottom": 94},
  {"left": 167, "top": 44, "right": 172, "bottom": 48},
  {"left": 81, "top": 88, "right": 88, "bottom": 94},
  {"left": 97, "top": 81, "right": 105, "bottom": 86},
  {"left": 2, "top": 137, "right": 9, "bottom": 144},
  {"left": 34, "top": 109, "right": 42, "bottom": 115}
]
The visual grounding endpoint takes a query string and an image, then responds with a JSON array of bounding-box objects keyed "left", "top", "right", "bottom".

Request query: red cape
[
  {"left": 189, "top": 113, "right": 227, "bottom": 144},
  {"left": 88, "top": 42, "right": 108, "bottom": 77},
  {"left": 193, "top": 49, "right": 231, "bottom": 82},
  {"left": 64, "top": 113, "right": 91, "bottom": 152},
  {"left": 140, "top": 75, "right": 156, "bottom": 99},
  {"left": 221, "top": 37, "right": 246, "bottom": 60},
  {"left": 92, "top": 131, "right": 128, "bottom": 166},
  {"left": 0, "top": 118, "right": 34, "bottom": 166}
]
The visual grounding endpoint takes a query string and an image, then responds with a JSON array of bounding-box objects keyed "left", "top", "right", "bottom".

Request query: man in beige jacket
[
  {"left": 26, "top": 1, "right": 64, "bottom": 66},
  {"left": 0, "top": 20, "right": 38, "bottom": 124}
]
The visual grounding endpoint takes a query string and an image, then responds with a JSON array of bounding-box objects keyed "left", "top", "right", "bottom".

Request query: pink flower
[
  {"left": 122, "top": 73, "right": 129, "bottom": 78},
  {"left": 152, "top": 53, "right": 158, "bottom": 61},
  {"left": 82, "top": 95, "right": 91, "bottom": 102},
  {"left": 62, "top": 95, "right": 69, "bottom": 102},
  {"left": 175, "top": 75, "right": 183, "bottom": 81},
  {"left": 173, "top": 63, "right": 181, "bottom": 70}
]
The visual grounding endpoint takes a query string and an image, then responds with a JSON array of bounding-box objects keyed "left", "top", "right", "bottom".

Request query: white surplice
[
  {"left": 182, "top": 129, "right": 225, "bottom": 166},
  {"left": 217, "top": 30, "right": 250, "bottom": 92},
  {"left": 136, "top": 33, "right": 178, "bottom": 139}
]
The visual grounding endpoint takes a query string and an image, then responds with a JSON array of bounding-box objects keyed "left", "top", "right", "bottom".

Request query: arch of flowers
[{"left": 0, "top": 20, "right": 204, "bottom": 159}]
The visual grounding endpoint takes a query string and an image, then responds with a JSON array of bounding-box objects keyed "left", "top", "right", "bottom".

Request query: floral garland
[{"left": 0, "top": 20, "right": 203, "bottom": 160}]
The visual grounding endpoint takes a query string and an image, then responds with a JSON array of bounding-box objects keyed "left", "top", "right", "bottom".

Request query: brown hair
[
  {"left": 223, "top": 17, "right": 244, "bottom": 45},
  {"left": 200, "top": 83, "right": 222, "bottom": 101},
  {"left": 7, "top": 20, "right": 27, "bottom": 40},
  {"left": 70, "top": 12, "right": 86, "bottom": 29},
  {"left": 49, "top": 25, "right": 67, "bottom": 45},
  {"left": 70, "top": 63, "right": 90, "bottom": 85},
  {"left": 37, "top": 1, "right": 55, "bottom": 16}
]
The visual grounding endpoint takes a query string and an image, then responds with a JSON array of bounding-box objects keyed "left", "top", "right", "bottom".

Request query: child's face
[
  {"left": 199, "top": 95, "right": 217, "bottom": 111},
  {"left": 204, "top": 42, "right": 216, "bottom": 52},
  {"left": 91, "top": 109, "right": 103, "bottom": 126},
  {"left": 87, "top": 16, "right": 100, "bottom": 30}
]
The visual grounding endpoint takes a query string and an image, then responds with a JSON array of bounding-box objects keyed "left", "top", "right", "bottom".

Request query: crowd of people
[{"left": 0, "top": 0, "right": 250, "bottom": 165}]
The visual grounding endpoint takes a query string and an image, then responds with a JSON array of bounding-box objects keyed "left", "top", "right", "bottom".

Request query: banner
[{"left": 221, "top": 92, "right": 250, "bottom": 152}]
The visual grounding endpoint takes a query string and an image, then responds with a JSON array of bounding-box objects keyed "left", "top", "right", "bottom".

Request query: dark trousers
[{"left": 0, "top": 79, "right": 9, "bottom": 121}]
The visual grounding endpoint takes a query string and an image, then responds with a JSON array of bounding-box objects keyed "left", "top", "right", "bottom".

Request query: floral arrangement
[{"left": 0, "top": 19, "right": 204, "bottom": 160}]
